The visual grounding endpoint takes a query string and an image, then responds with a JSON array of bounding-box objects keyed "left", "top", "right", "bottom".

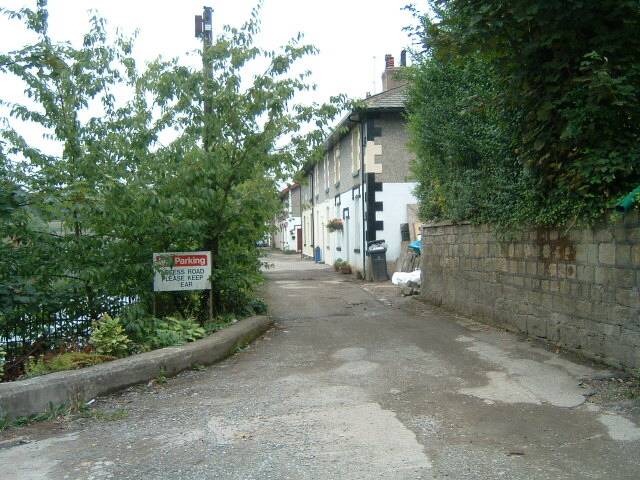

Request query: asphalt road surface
[{"left": 1, "top": 251, "right": 639, "bottom": 479}]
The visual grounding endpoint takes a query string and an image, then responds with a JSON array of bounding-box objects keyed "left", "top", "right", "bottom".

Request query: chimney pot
[{"left": 384, "top": 54, "right": 395, "bottom": 69}]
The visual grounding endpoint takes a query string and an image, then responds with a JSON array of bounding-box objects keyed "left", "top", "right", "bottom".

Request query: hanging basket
[{"left": 326, "top": 218, "right": 343, "bottom": 232}]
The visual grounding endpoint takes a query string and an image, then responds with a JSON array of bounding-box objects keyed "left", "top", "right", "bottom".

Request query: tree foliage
[
  {"left": 408, "top": 1, "right": 640, "bottom": 227},
  {"left": 0, "top": 1, "right": 344, "bottom": 358}
]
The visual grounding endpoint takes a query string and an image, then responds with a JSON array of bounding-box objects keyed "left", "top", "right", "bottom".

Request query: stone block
[
  {"left": 524, "top": 244, "right": 537, "bottom": 258},
  {"left": 632, "top": 245, "right": 640, "bottom": 266},
  {"left": 575, "top": 244, "right": 588, "bottom": 264},
  {"left": 600, "top": 243, "right": 616, "bottom": 265},
  {"left": 539, "top": 293, "right": 554, "bottom": 311},
  {"left": 566, "top": 264, "right": 577, "bottom": 279},
  {"left": 614, "top": 268, "right": 635, "bottom": 289},
  {"left": 528, "top": 317, "right": 547, "bottom": 338},
  {"left": 608, "top": 305, "right": 637, "bottom": 329},
  {"left": 620, "top": 329, "right": 640, "bottom": 349},
  {"left": 595, "top": 266, "right": 612, "bottom": 285},
  {"left": 616, "top": 288, "right": 640, "bottom": 308},
  {"left": 559, "top": 280, "right": 572, "bottom": 295},
  {"left": 575, "top": 300, "right": 592, "bottom": 317},
  {"left": 581, "top": 229, "right": 594, "bottom": 243},
  {"left": 628, "top": 227, "right": 640, "bottom": 242},
  {"left": 558, "top": 263, "right": 567, "bottom": 278},
  {"left": 526, "top": 261, "right": 537, "bottom": 276},
  {"left": 558, "top": 324, "right": 586, "bottom": 349},
  {"left": 514, "top": 243, "right": 525, "bottom": 258},
  {"left": 576, "top": 265, "right": 594, "bottom": 283},
  {"left": 595, "top": 229, "right": 614, "bottom": 242},
  {"left": 616, "top": 245, "right": 631, "bottom": 266}
]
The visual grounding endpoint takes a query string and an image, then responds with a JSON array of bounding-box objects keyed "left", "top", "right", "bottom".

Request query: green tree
[
  {"left": 0, "top": 0, "right": 345, "bottom": 361},
  {"left": 409, "top": 1, "right": 640, "bottom": 227}
]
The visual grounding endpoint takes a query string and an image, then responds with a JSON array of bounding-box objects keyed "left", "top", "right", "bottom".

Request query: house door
[
  {"left": 343, "top": 208, "right": 350, "bottom": 263},
  {"left": 296, "top": 228, "right": 302, "bottom": 252}
]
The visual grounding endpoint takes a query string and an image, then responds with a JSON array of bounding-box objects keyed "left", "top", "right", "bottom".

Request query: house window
[
  {"left": 334, "top": 145, "right": 341, "bottom": 185},
  {"left": 352, "top": 127, "right": 360, "bottom": 173},
  {"left": 314, "top": 166, "right": 319, "bottom": 198},
  {"left": 324, "top": 154, "right": 330, "bottom": 191}
]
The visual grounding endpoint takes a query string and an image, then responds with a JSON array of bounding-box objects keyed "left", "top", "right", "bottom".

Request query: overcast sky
[
  {"left": 1, "top": 0, "right": 416, "bottom": 154},
  {"left": 2, "top": 0, "right": 415, "bottom": 100}
]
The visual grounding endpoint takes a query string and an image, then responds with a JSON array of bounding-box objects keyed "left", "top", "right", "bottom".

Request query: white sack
[{"left": 391, "top": 269, "right": 421, "bottom": 286}]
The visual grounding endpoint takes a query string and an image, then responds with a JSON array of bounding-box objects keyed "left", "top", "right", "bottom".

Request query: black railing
[{"left": 1, "top": 296, "right": 136, "bottom": 380}]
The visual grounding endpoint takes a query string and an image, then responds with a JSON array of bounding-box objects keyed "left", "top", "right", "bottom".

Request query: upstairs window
[{"left": 352, "top": 127, "right": 360, "bottom": 173}]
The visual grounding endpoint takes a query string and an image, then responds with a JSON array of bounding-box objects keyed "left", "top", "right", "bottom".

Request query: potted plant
[
  {"left": 333, "top": 258, "right": 344, "bottom": 272},
  {"left": 340, "top": 262, "right": 352, "bottom": 274},
  {"left": 326, "top": 218, "right": 343, "bottom": 232}
]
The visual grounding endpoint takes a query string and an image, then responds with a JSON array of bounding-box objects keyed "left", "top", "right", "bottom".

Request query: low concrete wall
[
  {"left": 0, "top": 315, "right": 272, "bottom": 420},
  {"left": 421, "top": 212, "right": 640, "bottom": 369}
]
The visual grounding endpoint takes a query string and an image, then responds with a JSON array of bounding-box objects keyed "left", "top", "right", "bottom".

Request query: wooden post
[
  {"left": 152, "top": 292, "right": 157, "bottom": 318},
  {"left": 208, "top": 287, "right": 214, "bottom": 322}
]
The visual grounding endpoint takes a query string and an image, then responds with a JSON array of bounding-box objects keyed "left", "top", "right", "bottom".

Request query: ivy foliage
[{"left": 407, "top": 1, "right": 640, "bottom": 227}]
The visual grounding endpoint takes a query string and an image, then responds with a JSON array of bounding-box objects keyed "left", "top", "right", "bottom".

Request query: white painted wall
[
  {"left": 375, "top": 182, "right": 418, "bottom": 263},
  {"left": 338, "top": 190, "right": 365, "bottom": 275},
  {"left": 301, "top": 207, "right": 314, "bottom": 258},
  {"left": 277, "top": 216, "right": 301, "bottom": 252}
]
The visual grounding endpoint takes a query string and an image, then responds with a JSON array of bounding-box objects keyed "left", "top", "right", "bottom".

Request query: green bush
[
  {"left": 24, "top": 352, "right": 114, "bottom": 378},
  {"left": 119, "top": 311, "right": 205, "bottom": 351},
  {"left": 0, "top": 346, "right": 5, "bottom": 379},
  {"left": 408, "top": 1, "right": 640, "bottom": 228},
  {"left": 89, "top": 314, "right": 132, "bottom": 358},
  {"left": 203, "top": 313, "right": 237, "bottom": 335}
]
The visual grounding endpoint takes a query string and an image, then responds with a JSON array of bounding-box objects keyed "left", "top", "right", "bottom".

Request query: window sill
[{"left": 352, "top": 170, "right": 360, "bottom": 177}]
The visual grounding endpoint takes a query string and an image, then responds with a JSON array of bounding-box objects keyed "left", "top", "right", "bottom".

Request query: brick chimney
[{"left": 381, "top": 51, "right": 407, "bottom": 92}]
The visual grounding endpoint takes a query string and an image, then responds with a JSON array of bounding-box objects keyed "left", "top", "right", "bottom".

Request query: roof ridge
[{"left": 363, "top": 84, "right": 407, "bottom": 102}]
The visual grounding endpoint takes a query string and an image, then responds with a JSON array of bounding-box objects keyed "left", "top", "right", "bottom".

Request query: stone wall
[{"left": 421, "top": 212, "right": 640, "bottom": 369}]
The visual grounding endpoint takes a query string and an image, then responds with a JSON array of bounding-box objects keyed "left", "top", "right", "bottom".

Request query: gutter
[{"left": 360, "top": 118, "right": 367, "bottom": 279}]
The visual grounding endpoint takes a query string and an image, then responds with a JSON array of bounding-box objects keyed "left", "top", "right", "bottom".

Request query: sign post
[{"left": 153, "top": 251, "right": 213, "bottom": 321}]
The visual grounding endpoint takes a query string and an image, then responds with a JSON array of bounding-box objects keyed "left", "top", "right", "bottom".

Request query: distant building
[
  {"left": 273, "top": 183, "right": 302, "bottom": 253},
  {"left": 298, "top": 53, "right": 418, "bottom": 278}
]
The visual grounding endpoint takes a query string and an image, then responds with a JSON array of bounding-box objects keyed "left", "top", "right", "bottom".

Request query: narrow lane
[{"left": 1, "top": 251, "right": 639, "bottom": 479}]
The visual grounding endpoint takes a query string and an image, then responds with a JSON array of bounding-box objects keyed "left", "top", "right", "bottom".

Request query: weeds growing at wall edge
[{"left": 0, "top": 401, "right": 130, "bottom": 432}]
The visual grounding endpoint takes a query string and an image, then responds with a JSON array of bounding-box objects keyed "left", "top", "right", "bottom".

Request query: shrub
[
  {"left": 89, "top": 314, "right": 132, "bottom": 358},
  {"left": 0, "top": 347, "right": 5, "bottom": 379},
  {"left": 24, "top": 352, "right": 114, "bottom": 378},
  {"left": 408, "top": 1, "right": 640, "bottom": 228},
  {"left": 121, "top": 313, "right": 205, "bottom": 351}
]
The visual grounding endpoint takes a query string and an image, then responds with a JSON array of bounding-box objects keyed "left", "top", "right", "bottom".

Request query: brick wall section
[{"left": 421, "top": 212, "right": 640, "bottom": 369}]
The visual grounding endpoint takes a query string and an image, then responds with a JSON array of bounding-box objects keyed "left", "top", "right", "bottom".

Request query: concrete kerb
[{"left": 0, "top": 315, "right": 273, "bottom": 420}]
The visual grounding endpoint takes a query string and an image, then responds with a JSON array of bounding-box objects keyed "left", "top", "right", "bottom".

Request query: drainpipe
[
  {"left": 299, "top": 184, "right": 303, "bottom": 259},
  {"left": 360, "top": 118, "right": 367, "bottom": 280},
  {"left": 311, "top": 170, "right": 315, "bottom": 255}
]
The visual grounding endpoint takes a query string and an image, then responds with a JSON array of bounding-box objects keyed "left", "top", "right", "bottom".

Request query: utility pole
[
  {"left": 195, "top": 6, "right": 214, "bottom": 152},
  {"left": 195, "top": 6, "right": 215, "bottom": 322}
]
